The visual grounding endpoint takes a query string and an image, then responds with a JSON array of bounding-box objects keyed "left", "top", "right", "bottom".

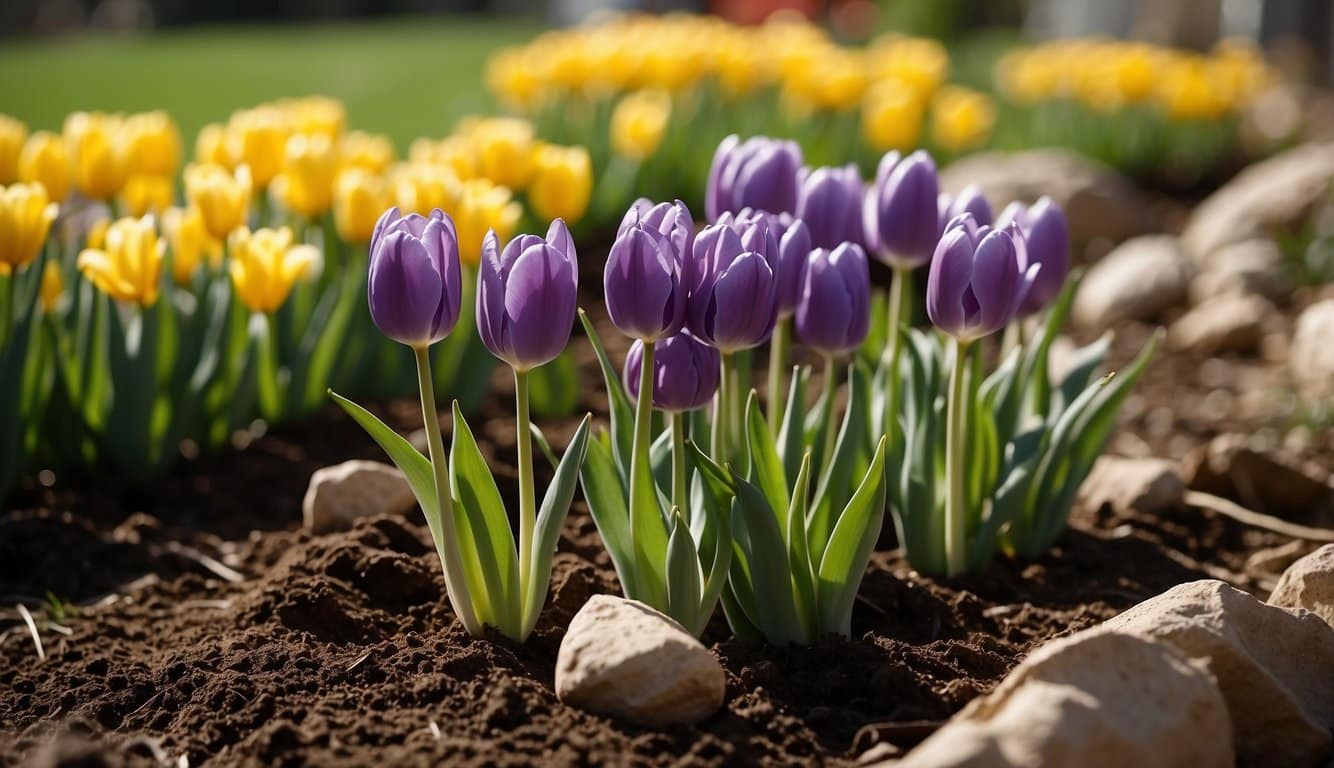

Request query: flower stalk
[{"left": 514, "top": 368, "right": 536, "bottom": 600}]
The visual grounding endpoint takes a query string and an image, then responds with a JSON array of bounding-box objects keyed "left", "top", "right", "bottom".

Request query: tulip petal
[
  {"left": 370, "top": 230, "right": 443, "bottom": 346},
  {"left": 926, "top": 228, "right": 975, "bottom": 337}
]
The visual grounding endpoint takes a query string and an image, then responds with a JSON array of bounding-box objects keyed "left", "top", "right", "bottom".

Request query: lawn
[{"left": 0, "top": 15, "right": 542, "bottom": 149}]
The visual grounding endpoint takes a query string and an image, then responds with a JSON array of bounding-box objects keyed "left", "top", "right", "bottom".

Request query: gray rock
[
  {"left": 888, "top": 629, "right": 1233, "bottom": 768},
  {"left": 1269, "top": 545, "right": 1334, "bottom": 629},
  {"left": 1079, "top": 456, "right": 1185, "bottom": 514},
  {"left": 1168, "top": 293, "right": 1272, "bottom": 356},
  {"left": 1189, "top": 238, "right": 1292, "bottom": 303},
  {"left": 1182, "top": 142, "right": 1334, "bottom": 261},
  {"left": 1073, "top": 235, "right": 1193, "bottom": 329},
  {"left": 302, "top": 460, "right": 418, "bottom": 533},
  {"left": 1290, "top": 299, "right": 1334, "bottom": 401},
  {"left": 1104, "top": 580, "right": 1334, "bottom": 767},
  {"left": 555, "top": 595, "right": 725, "bottom": 727}
]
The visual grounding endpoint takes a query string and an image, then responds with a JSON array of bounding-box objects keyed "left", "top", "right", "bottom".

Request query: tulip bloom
[
  {"left": 228, "top": 226, "right": 319, "bottom": 314},
  {"left": 611, "top": 90, "right": 671, "bottom": 161},
  {"left": 77, "top": 215, "right": 164, "bottom": 307},
  {"left": 796, "top": 164, "right": 865, "bottom": 250},
  {"left": 68, "top": 117, "right": 129, "bottom": 202},
  {"left": 863, "top": 150, "right": 940, "bottom": 269},
  {"left": 605, "top": 199, "right": 692, "bottom": 341},
  {"left": 226, "top": 108, "right": 288, "bottom": 189},
  {"left": 469, "top": 117, "right": 535, "bottom": 190},
  {"left": 996, "top": 197, "right": 1069, "bottom": 316},
  {"left": 124, "top": 111, "right": 182, "bottom": 178},
  {"left": 275, "top": 133, "right": 338, "bottom": 219},
  {"left": 185, "top": 163, "right": 252, "bottom": 241},
  {"left": 795, "top": 243, "right": 871, "bottom": 357},
  {"left": 687, "top": 216, "right": 778, "bottom": 353},
  {"left": 706, "top": 134, "right": 803, "bottom": 222},
  {"left": 528, "top": 144, "right": 592, "bottom": 224},
  {"left": 0, "top": 115, "right": 26, "bottom": 184},
  {"left": 0, "top": 183, "right": 58, "bottom": 276},
  {"left": 18, "top": 131, "right": 72, "bottom": 203},
  {"left": 119, "top": 174, "right": 174, "bottom": 218},
  {"left": 755, "top": 211, "right": 811, "bottom": 428},
  {"left": 162, "top": 206, "right": 220, "bottom": 286},
  {"left": 477, "top": 219, "right": 578, "bottom": 373},
  {"left": 368, "top": 207, "right": 463, "bottom": 349},
  {"left": 624, "top": 332, "right": 720, "bottom": 414},
  {"left": 392, "top": 163, "right": 462, "bottom": 219},
  {"left": 338, "top": 130, "right": 396, "bottom": 175},
  {"left": 454, "top": 178, "right": 522, "bottom": 267},
  {"left": 334, "top": 169, "right": 391, "bottom": 244},
  {"left": 938, "top": 184, "right": 992, "bottom": 232},
  {"left": 194, "top": 123, "right": 234, "bottom": 168},
  {"left": 39, "top": 260, "right": 63, "bottom": 314}
]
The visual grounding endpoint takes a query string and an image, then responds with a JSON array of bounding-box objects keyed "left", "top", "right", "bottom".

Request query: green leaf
[
  {"left": 579, "top": 431, "right": 637, "bottom": 596},
  {"left": 816, "top": 436, "right": 888, "bottom": 638},
  {"left": 1054, "top": 334, "right": 1110, "bottom": 416},
  {"left": 693, "top": 468, "right": 733, "bottom": 638},
  {"left": 808, "top": 363, "right": 869, "bottom": 558},
  {"left": 729, "top": 475, "right": 806, "bottom": 645},
  {"left": 776, "top": 366, "right": 809, "bottom": 487},
  {"left": 665, "top": 508, "right": 703, "bottom": 635},
  {"left": 529, "top": 422, "right": 559, "bottom": 470},
  {"left": 785, "top": 452, "right": 817, "bottom": 640},
  {"left": 745, "top": 391, "right": 789, "bottom": 519},
  {"left": 450, "top": 402, "right": 521, "bottom": 632},
  {"left": 521, "top": 414, "right": 591, "bottom": 637},
  {"left": 579, "top": 308, "right": 634, "bottom": 479},
  {"left": 329, "top": 389, "right": 439, "bottom": 525}
]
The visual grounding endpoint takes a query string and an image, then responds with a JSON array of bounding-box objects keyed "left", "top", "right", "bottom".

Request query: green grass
[{"left": 0, "top": 16, "right": 542, "bottom": 150}]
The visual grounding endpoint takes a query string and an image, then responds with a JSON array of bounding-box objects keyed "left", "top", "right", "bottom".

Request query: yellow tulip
[
  {"left": 19, "top": 131, "right": 73, "bottom": 203},
  {"left": 227, "top": 107, "right": 289, "bottom": 189},
  {"left": 39, "top": 260, "right": 63, "bottom": 313},
  {"left": 333, "top": 168, "right": 390, "bottom": 244},
  {"left": 162, "top": 206, "right": 221, "bottom": 285},
  {"left": 409, "top": 136, "right": 476, "bottom": 180},
  {"left": 391, "top": 162, "right": 461, "bottom": 217},
  {"left": 87, "top": 217, "right": 110, "bottom": 250},
  {"left": 124, "top": 111, "right": 182, "bottom": 177},
  {"left": 277, "top": 96, "right": 346, "bottom": 139},
  {"left": 195, "top": 123, "right": 234, "bottom": 167},
  {"left": 931, "top": 85, "right": 996, "bottom": 153},
  {"left": 611, "top": 90, "right": 671, "bottom": 161},
  {"left": 76, "top": 215, "right": 164, "bottom": 306},
  {"left": 453, "top": 178, "right": 521, "bottom": 266},
  {"left": 119, "top": 174, "right": 175, "bottom": 217},
  {"left": 1157, "top": 59, "right": 1229, "bottom": 121},
  {"left": 862, "top": 81, "right": 925, "bottom": 152},
  {"left": 0, "top": 182, "right": 58, "bottom": 275},
  {"left": 274, "top": 133, "right": 338, "bottom": 218},
  {"left": 339, "top": 130, "right": 395, "bottom": 174},
  {"left": 185, "top": 163, "right": 252, "bottom": 241},
  {"left": 66, "top": 113, "right": 129, "bottom": 202},
  {"left": 527, "top": 144, "right": 592, "bottom": 225},
  {"left": 0, "top": 115, "right": 28, "bottom": 184},
  {"left": 228, "top": 226, "right": 319, "bottom": 313},
  {"left": 466, "top": 117, "right": 535, "bottom": 189}
]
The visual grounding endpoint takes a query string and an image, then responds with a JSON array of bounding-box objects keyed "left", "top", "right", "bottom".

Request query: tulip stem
[
  {"left": 820, "top": 355, "right": 840, "bottom": 472},
  {"left": 882, "top": 266, "right": 908, "bottom": 447},
  {"left": 944, "top": 338, "right": 972, "bottom": 577},
  {"left": 767, "top": 318, "right": 791, "bottom": 432},
  {"left": 0, "top": 271, "right": 13, "bottom": 346},
  {"left": 671, "top": 411, "right": 688, "bottom": 515},
  {"left": 713, "top": 351, "right": 738, "bottom": 464},
  {"left": 630, "top": 340, "right": 657, "bottom": 589},
  {"left": 514, "top": 368, "right": 536, "bottom": 616},
  {"left": 413, "top": 345, "right": 482, "bottom": 636}
]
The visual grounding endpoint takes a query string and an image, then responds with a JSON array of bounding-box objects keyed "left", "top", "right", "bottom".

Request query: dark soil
[{"left": 1, "top": 302, "right": 1331, "bottom": 767}]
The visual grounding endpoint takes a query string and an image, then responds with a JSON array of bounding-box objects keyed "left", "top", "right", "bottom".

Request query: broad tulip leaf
[
  {"left": 730, "top": 475, "right": 806, "bottom": 645},
  {"left": 745, "top": 392, "right": 788, "bottom": 521},
  {"left": 522, "top": 414, "right": 591, "bottom": 636},
  {"left": 450, "top": 402, "right": 521, "bottom": 632},
  {"left": 785, "top": 453, "right": 817, "bottom": 639},
  {"left": 817, "top": 436, "right": 887, "bottom": 637},
  {"left": 579, "top": 431, "right": 636, "bottom": 596},
  {"left": 579, "top": 308, "right": 634, "bottom": 479},
  {"left": 329, "top": 389, "right": 440, "bottom": 531},
  {"left": 665, "top": 509, "right": 703, "bottom": 635}
]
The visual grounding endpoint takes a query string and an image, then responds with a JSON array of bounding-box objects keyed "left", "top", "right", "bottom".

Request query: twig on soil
[
  {"left": 1186, "top": 491, "right": 1334, "bottom": 542},
  {"left": 428, "top": 721, "right": 442, "bottom": 741},
  {"left": 16, "top": 603, "right": 44, "bottom": 661},
  {"left": 158, "top": 541, "right": 246, "bottom": 583},
  {"left": 346, "top": 650, "right": 373, "bottom": 672},
  {"left": 178, "top": 599, "right": 233, "bottom": 612}
]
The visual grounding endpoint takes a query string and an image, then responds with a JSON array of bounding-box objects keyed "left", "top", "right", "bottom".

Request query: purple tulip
[
  {"left": 796, "top": 164, "right": 865, "bottom": 250},
  {"left": 771, "top": 213, "right": 812, "bottom": 316},
  {"left": 605, "top": 199, "right": 693, "bottom": 341},
  {"left": 706, "top": 134, "right": 803, "bottom": 222},
  {"left": 795, "top": 243, "right": 871, "bottom": 356},
  {"left": 687, "top": 216, "right": 779, "bottom": 353},
  {"left": 996, "top": 197, "right": 1069, "bottom": 316},
  {"left": 623, "top": 331, "right": 721, "bottom": 412},
  {"left": 938, "top": 184, "right": 992, "bottom": 232},
  {"left": 368, "top": 207, "right": 463, "bottom": 348},
  {"left": 926, "top": 214, "right": 1039, "bottom": 342},
  {"left": 863, "top": 150, "right": 940, "bottom": 269},
  {"left": 477, "top": 219, "right": 578, "bottom": 371}
]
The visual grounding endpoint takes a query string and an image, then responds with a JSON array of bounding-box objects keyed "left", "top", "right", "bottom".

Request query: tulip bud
[
  {"left": 162, "top": 206, "right": 221, "bottom": 286},
  {"left": 477, "top": 219, "right": 578, "bottom": 371},
  {"left": 863, "top": 150, "right": 940, "bottom": 269},
  {"left": 275, "top": 133, "right": 338, "bottom": 218},
  {"left": 77, "top": 215, "right": 164, "bottom": 307},
  {"left": 996, "top": 197, "right": 1069, "bottom": 316},
  {"left": 368, "top": 207, "right": 463, "bottom": 348},
  {"left": 706, "top": 134, "right": 803, "bottom": 222},
  {"left": 528, "top": 144, "right": 592, "bottom": 224},
  {"left": 611, "top": 90, "right": 671, "bottom": 161},
  {"left": 926, "top": 214, "right": 1038, "bottom": 342},
  {"left": 454, "top": 178, "right": 521, "bottom": 267},
  {"left": 795, "top": 243, "right": 871, "bottom": 356},
  {"left": 185, "top": 163, "right": 252, "bottom": 241},
  {"left": 796, "top": 164, "right": 866, "bottom": 250},
  {"left": 228, "top": 226, "right": 318, "bottom": 314},
  {"left": 605, "top": 199, "right": 692, "bottom": 341},
  {"left": 0, "top": 183, "right": 58, "bottom": 275},
  {"left": 67, "top": 114, "right": 129, "bottom": 202},
  {"left": 334, "top": 169, "right": 391, "bottom": 244},
  {"left": 227, "top": 107, "right": 288, "bottom": 189},
  {"left": 469, "top": 117, "right": 535, "bottom": 190},
  {"left": 686, "top": 217, "right": 779, "bottom": 353},
  {"left": 123, "top": 111, "right": 182, "bottom": 178},
  {"left": 0, "top": 115, "right": 27, "bottom": 184},
  {"left": 19, "top": 131, "right": 73, "bottom": 203},
  {"left": 938, "top": 184, "right": 992, "bottom": 232},
  {"left": 623, "top": 331, "right": 720, "bottom": 413}
]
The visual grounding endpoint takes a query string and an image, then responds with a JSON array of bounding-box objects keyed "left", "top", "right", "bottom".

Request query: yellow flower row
[{"left": 996, "top": 37, "right": 1273, "bottom": 120}]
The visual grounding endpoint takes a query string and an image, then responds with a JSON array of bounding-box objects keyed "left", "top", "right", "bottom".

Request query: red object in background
[{"left": 710, "top": 0, "right": 822, "bottom": 25}]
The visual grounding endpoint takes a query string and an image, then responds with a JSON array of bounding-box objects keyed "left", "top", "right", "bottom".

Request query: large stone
[
  {"left": 302, "top": 460, "right": 418, "bottom": 533},
  {"left": 1073, "top": 235, "right": 1193, "bottom": 329},
  {"left": 1181, "top": 433, "right": 1333, "bottom": 514},
  {"left": 1078, "top": 456, "right": 1185, "bottom": 514},
  {"left": 1290, "top": 299, "right": 1334, "bottom": 401},
  {"left": 1189, "top": 238, "right": 1292, "bottom": 303},
  {"left": 1269, "top": 545, "right": 1334, "bottom": 628},
  {"left": 1104, "top": 580, "right": 1334, "bottom": 767},
  {"left": 555, "top": 595, "right": 725, "bottom": 727},
  {"left": 1182, "top": 142, "right": 1334, "bottom": 261},
  {"left": 940, "top": 149, "right": 1148, "bottom": 244},
  {"left": 1168, "top": 293, "right": 1272, "bottom": 356},
  {"left": 888, "top": 630, "right": 1233, "bottom": 768}
]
